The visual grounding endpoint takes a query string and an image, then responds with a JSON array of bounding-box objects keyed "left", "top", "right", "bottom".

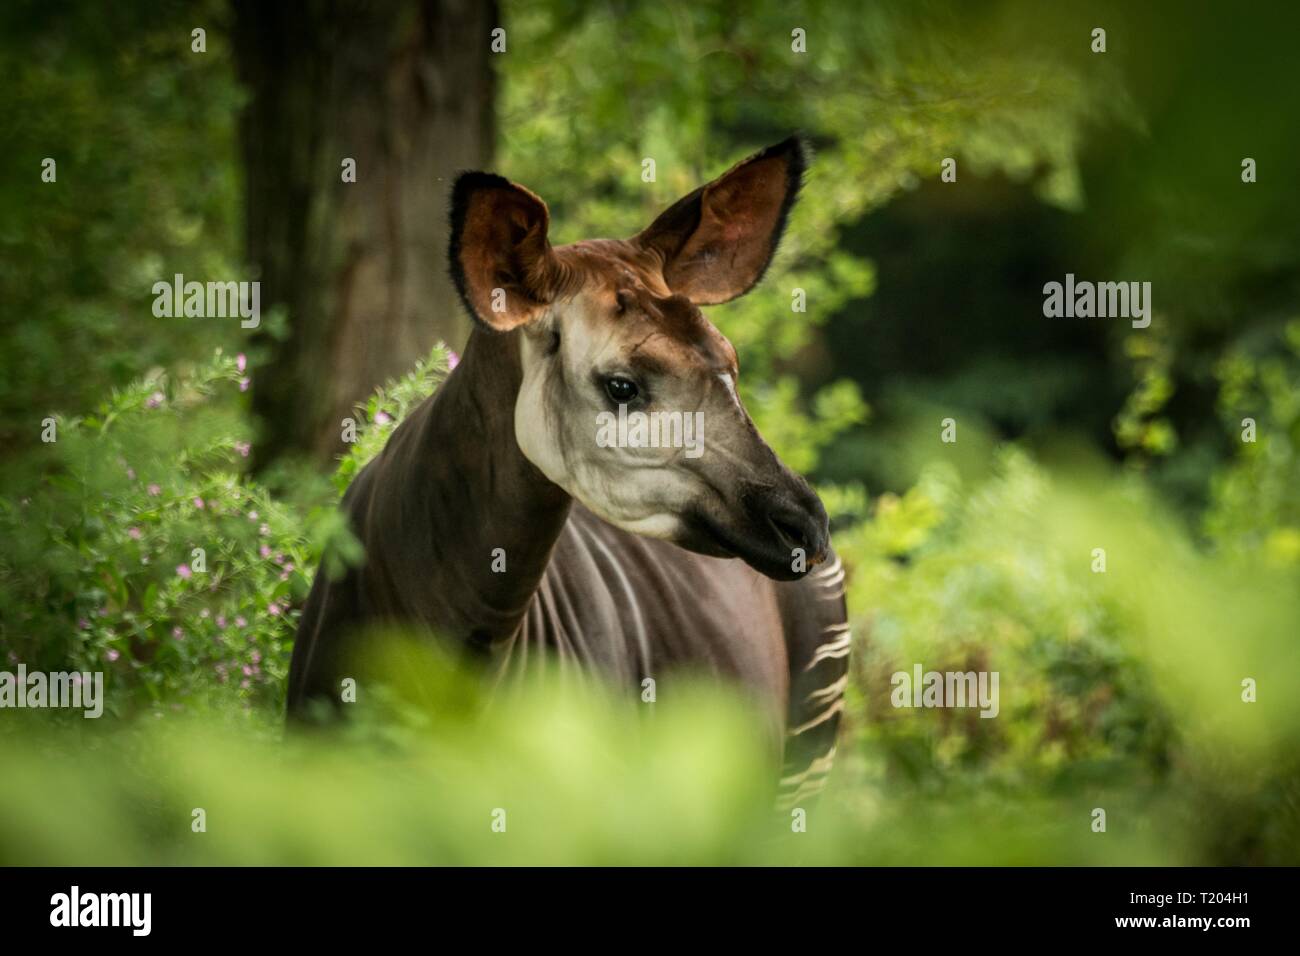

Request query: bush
[
  {"left": 2, "top": 351, "right": 317, "bottom": 715},
  {"left": 833, "top": 447, "right": 1300, "bottom": 863}
]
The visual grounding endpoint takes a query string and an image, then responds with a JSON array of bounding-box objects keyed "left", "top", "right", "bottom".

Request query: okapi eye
[{"left": 604, "top": 376, "right": 638, "bottom": 404}]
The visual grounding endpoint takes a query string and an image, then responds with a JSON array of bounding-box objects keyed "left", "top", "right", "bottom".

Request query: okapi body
[{"left": 288, "top": 137, "right": 850, "bottom": 805}]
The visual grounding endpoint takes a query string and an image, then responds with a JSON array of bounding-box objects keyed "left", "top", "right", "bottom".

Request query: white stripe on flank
[
  {"left": 805, "top": 674, "right": 848, "bottom": 705},
  {"left": 805, "top": 629, "right": 852, "bottom": 670},
  {"left": 775, "top": 774, "right": 831, "bottom": 810},
  {"left": 778, "top": 748, "right": 837, "bottom": 788},
  {"left": 786, "top": 699, "right": 845, "bottom": 736}
]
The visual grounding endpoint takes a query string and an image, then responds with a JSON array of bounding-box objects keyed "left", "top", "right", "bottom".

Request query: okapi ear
[
  {"left": 448, "top": 172, "right": 561, "bottom": 331},
  {"left": 634, "top": 136, "right": 808, "bottom": 305}
]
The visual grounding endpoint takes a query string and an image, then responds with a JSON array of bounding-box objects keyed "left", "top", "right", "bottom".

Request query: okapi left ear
[
  {"left": 634, "top": 136, "right": 808, "bottom": 305},
  {"left": 448, "top": 172, "right": 562, "bottom": 331}
]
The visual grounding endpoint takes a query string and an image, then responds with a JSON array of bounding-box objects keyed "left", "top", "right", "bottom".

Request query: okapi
[{"left": 287, "top": 137, "right": 850, "bottom": 807}]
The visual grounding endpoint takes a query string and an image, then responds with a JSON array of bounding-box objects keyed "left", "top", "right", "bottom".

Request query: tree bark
[{"left": 232, "top": 0, "right": 496, "bottom": 466}]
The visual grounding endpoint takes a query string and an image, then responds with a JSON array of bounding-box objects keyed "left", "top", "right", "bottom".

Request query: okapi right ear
[
  {"left": 634, "top": 136, "right": 808, "bottom": 305},
  {"left": 448, "top": 172, "right": 561, "bottom": 331}
]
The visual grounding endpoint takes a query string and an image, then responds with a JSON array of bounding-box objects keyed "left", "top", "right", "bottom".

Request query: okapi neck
[{"left": 362, "top": 327, "right": 571, "bottom": 647}]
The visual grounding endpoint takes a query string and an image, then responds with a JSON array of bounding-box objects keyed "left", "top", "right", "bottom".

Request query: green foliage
[
  {"left": 0, "top": 655, "right": 789, "bottom": 866},
  {"left": 0, "top": 352, "right": 317, "bottom": 714},
  {"left": 840, "top": 452, "right": 1175, "bottom": 789},
  {"left": 1204, "top": 319, "right": 1300, "bottom": 563},
  {"left": 834, "top": 449, "right": 1300, "bottom": 863},
  {"left": 0, "top": 0, "right": 243, "bottom": 451},
  {"left": 0, "top": 343, "right": 448, "bottom": 716},
  {"left": 331, "top": 347, "right": 454, "bottom": 497},
  {"left": 1114, "top": 330, "right": 1178, "bottom": 459}
]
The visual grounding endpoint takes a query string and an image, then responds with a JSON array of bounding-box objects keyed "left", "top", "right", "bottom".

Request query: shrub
[
  {"left": 0, "top": 346, "right": 457, "bottom": 719},
  {"left": 2, "top": 351, "right": 315, "bottom": 716}
]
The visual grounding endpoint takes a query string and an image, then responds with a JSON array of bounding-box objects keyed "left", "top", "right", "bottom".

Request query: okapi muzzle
[{"left": 682, "top": 459, "right": 831, "bottom": 582}]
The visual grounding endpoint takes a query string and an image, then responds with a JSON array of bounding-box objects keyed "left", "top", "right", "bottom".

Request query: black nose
[{"left": 755, "top": 484, "right": 830, "bottom": 566}]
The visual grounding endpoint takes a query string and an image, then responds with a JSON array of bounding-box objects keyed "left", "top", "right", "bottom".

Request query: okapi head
[{"left": 448, "top": 136, "right": 829, "bottom": 581}]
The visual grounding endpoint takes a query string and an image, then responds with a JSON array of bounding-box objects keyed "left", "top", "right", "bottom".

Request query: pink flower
[
  {"left": 128, "top": 527, "right": 142, "bottom": 540},
  {"left": 145, "top": 391, "right": 165, "bottom": 409},
  {"left": 193, "top": 497, "right": 205, "bottom": 509},
  {"left": 240, "top": 679, "right": 250, "bottom": 690},
  {"left": 239, "top": 377, "right": 250, "bottom": 392},
  {"left": 176, "top": 564, "right": 192, "bottom": 579},
  {"left": 251, "top": 651, "right": 261, "bottom": 664},
  {"left": 216, "top": 615, "right": 227, "bottom": 629},
  {"left": 78, "top": 618, "right": 90, "bottom": 630},
  {"left": 106, "top": 649, "right": 120, "bottom": 662},
  {"left": 447, "top": 350, "right": 460, "bottom": 370},
  {"left": 259, "top": 545, "right": 271, "bottom": 558},
  {"left": 236, "top": 353, "right": 247, "bottom": 372},
  {"left": 374, "top": 411, "right": 392, "bottom": 425},
  {"left": 268, "top": 603, "right": 281, "bottom": 616},
  {"left": 242, "top": 665, "right": 253, "bottom": 676},
  {"left": 235, "top": 615, "right": 247, "bottom": 628},
  {"left": 172, "top": 627, "right": 184, "bottom": 641},
  {"left": 234, "top": 441, "right": 251, "bottom": 458},
  {"left": 147, "top": 483, "right": 161, "bottom": 496}
]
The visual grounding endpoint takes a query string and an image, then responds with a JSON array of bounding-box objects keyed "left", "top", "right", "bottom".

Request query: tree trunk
[{"left": 232, "top": 0, "right": 496, "bottom": 466}]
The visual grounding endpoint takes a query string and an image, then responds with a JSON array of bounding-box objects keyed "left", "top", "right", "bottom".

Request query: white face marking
[
  {"left": 613, "top": 512, "right": 683, "bottom": 538},
  {"left": 512, "top": 292, "right": 720, "bottom": 542},
  {"left": 717, "top": 372, "right": 741, "bottom": 410}
]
